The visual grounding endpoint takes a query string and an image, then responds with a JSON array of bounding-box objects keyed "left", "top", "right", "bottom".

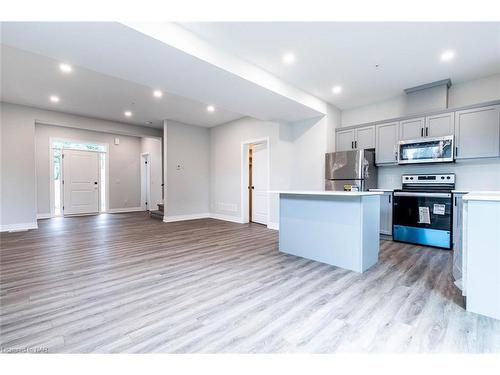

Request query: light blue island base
[{"left": 276, "top": 191, "right": 382, "bottom": 273}]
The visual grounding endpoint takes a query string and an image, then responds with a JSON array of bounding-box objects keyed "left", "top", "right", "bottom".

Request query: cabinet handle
[
  {"left": 455, "top": 146, "right": 458, "bottom": 157},
  {"left": 421, "top": 128, "right": 424, "bottom": 137},
  {"left": 354, "top": 140, "right": 357, "bottom": 149},
  {"left": 454, "top": 196, "right": 457, "bottom": 206},
  {"left": 389, "top": 195, "right": 391, "bottom": 204},
  {"left": 425, "top": 127, "right": 429, "bottom": 137},
  {"left": 352, "top": 141, "right": 354, "bottom": 149}
]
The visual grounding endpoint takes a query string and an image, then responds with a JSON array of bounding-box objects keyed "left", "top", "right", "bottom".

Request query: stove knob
[
  {"left": 441, "top": 176, "right": 445, "bottom": 179},
  {"left": 447, "top": 176, "right": 451, "bottom": 179},
  {"left": 410, "top": 177, "right": 414, "bottom": 180},
  {"left": 405, "top": 177, "right": 409, "bottom": 180}
]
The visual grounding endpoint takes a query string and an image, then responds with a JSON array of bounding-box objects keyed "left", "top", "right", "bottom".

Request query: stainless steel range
[{"left": 393, "top": 173, "right": 455, "bottom": 249}]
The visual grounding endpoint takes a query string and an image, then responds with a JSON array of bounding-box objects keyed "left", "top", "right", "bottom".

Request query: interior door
[
  {"left": 251, "top": 142, "right": 268, "bottom": 225},
  {"left": 63, "top": 149, "right": 99, "bottom": 215}
]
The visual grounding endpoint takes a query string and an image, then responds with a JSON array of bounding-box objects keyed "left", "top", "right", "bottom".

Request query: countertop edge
[{"left": 269, "top": 190, "right": 384, "bottom": 196}]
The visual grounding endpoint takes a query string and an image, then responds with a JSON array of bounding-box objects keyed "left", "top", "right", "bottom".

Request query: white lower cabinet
[
  {"left": 379, "top": 191, "right": 393, "bottom": 236},
  {"left": 452, "top": 193, "right": 466, "bottom": 288}
]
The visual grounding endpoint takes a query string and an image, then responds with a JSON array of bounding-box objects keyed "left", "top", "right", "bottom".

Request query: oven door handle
[{"left": 394, "top": 192, "right": 452, "bottom": 198}]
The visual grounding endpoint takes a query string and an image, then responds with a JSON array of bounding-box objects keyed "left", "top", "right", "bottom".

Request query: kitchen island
[
  {"left": 272, "top": 191, "right": 383, "bottom": 273},
  {"left": 462, "top": 192, "right": 500, "bottom": 320}
]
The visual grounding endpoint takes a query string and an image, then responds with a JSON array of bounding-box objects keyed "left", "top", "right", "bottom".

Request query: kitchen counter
[
  {"left": 270, "top": 190, "right": 383, "bottom": 196},
  {"left": 369, "top": 188, "right": 394, "bottom": 192},
  {"left": 463, "top": 192, "right": 500, "bottom": 202},
  {"left": 275, "top": 190, "right": 381, "bottom": 273}
]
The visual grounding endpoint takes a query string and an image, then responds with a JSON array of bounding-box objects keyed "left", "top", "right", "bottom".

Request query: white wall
[
  {"left": 341, "top": 73, "right": 500, "bottom": 127},
  {"left": 165, "top": 120, "right": 210, "bottom": 218},
  {"left": 141, "top": 137, "right": 163, "bottom": 209},
  {"left": 209, "top": 104, "right": 340, "bottom": 227},
  {"left": 35, "top": 123, "right": 145, "bottom": 215},
  {"left": 378, "top": 159, "right": 500, "bottom": 191},
  {"left": 0, "top": 102, "right": 162, "bottom": 230},
  {"left": 210, "top": 117, "right": 293, "bottom": 226}
]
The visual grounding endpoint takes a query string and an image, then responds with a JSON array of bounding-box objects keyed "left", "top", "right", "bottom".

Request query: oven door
[
  {"left": 393, "top": 191, "right": 452, "bottom": 249},
  {"left": 398, "top": 136, "right": 454, "bottom": 164}
]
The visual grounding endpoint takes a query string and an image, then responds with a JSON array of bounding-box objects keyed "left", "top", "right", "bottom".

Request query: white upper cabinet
[
  {"left": 399, "top": 117, "right": 425, "bottom": 140},
  {"left": 455, "top": 105, "right": 500, "bottom": 159},
  {"left": 375, "top": 122, "right": 399, "bottom": 164},
  {"left": 355, "top": 126, "right": 375, "bottom": 149},
  {"left": 336, "top": 126, "right": 375, "bottom": 151},
  {"left": 336, "top": 129, "right": 355, "bottom": 151},
  {"left": 426, "top": 112, "right": 455, "bottom": 137}
]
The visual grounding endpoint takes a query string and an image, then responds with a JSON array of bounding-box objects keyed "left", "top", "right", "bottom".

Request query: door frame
[
  {"left": 140, "top": 152, "right": 152, "bottom": 211},
  {"left": 240, "top": 137, "right": 270, "bottom": 224},
  {"left": 49, "top": 137, "right": 109, "bottom": 217}
]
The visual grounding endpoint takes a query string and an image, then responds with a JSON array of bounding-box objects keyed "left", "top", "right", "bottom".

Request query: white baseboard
[
  {"left": 0, "top": 222, "right": 38, "bottom": 233},
  {"left": 267, "top": 222, "right": 279, "bottom": 230},
  {"left": 163, "top": 213, "right": 210, "bottom": 222},
  {"left": 108, "top": 207, "right": 145, "bottom": 214},
  {"left": 209, "top": 213, "right": 245, "bottom": 224},
  {"left": 37, "top": 213, "right": 52, "bottom": 220}
]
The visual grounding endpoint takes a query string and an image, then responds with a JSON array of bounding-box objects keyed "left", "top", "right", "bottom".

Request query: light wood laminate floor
[{"left": 1, "top": 213, "right": 499, "bottom": 353}]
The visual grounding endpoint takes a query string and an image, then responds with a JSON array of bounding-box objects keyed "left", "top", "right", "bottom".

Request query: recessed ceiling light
[
  {"left": 206, "top": 105, "right": 215, "bottom": 113},
  {"left": 124, "top": 111, "right": 132, "bottom": 117},
  {"left": 282, "top": 53, "right": 296, "bottom": 65},
  {"left": 440, "top": 50, "right": 455, "bottom": 62},
  {"left": 49, "top": 95, "right": 60, "bottom": 103},
  {"left": 332, "top": 85, "right": 342, "bottom": 94},
  {"left": 59, "top": 63, "right": 72, "bottom": 73},
  {"left": 153, "top": 90, "right": 163, "bottom": 98}
]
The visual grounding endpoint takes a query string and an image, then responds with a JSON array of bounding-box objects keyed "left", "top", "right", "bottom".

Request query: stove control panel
[{"left": 401, "top": 174, "right": 455, "bottom": 184}]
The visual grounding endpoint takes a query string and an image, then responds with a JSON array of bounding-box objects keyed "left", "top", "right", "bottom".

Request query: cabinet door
[
  {"left": 336, "top": 129, "right": 355, "bottom": 151},
  {"left": 399, "top": 117, "right": 425, "bottom": 140},
  {"left": 375, "top": 122, "right": 399, "bottom": 164},
  {"left": 455, "top": 105, "right": 500, "bottom": 159},
  {"left": 426, "top": 112, "right": 455, "bottom": 137},
  {"left": 452, "top": 194, "right": 465, "bottom": 285},
  {"left": 380, "top": 192, "right": 393, "bottom": 235},
  {"left": 355, "top": 126, "right": 375, "bottom": 149}
]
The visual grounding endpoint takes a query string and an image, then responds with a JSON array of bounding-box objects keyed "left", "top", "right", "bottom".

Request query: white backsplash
[{"left": 378, "top": 158, "right": 500, "bottom": 191}]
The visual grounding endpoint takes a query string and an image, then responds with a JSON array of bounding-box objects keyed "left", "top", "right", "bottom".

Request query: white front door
[
  {"left": 251, "top": 142, "right": 268, "bottom": 225},
  {"left": 63, "top": 149, "right": 99, "bottom": 215}
]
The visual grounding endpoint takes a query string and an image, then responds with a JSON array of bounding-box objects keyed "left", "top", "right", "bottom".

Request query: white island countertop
[
  {"left": 269, "top": 190, "right": 383, "bottom": 196},
  {"left": 463, "top": 191, "right": 500, "bottom": 202}
]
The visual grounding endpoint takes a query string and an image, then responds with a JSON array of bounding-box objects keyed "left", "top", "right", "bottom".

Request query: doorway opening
[
  {"left": 50, "top": 138, "right": 108, "bottom": 217},
  {"left": 141, "top": 153, "right": 151, "bottom": 211},
  {"left": 241, "top": 138, "right": 269, "bottom": 225}
]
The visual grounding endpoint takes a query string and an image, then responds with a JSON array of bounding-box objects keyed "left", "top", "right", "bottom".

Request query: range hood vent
[{"left": 403, "top": 79, "right": 452, "bottom": 114}]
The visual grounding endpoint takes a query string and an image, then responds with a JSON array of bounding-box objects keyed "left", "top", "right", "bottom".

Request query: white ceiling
[
  {"left": 1, "top": 22, "right": 324, "bottom": 126},
  {"left": 0, "top": 45, "right": 244, "bottom": 128},
  {"left": 180, "top": 22, "right": 500, "bottom": 110}
]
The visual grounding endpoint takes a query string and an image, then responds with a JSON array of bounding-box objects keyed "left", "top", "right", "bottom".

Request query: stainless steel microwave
[{"left": 397, "top": 135, "right": 454, "bottom": 164}]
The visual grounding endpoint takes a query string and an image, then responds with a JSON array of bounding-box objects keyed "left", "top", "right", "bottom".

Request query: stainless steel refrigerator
[{"left": 325, "top": 149, "right": 377, "bottom": 191}]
